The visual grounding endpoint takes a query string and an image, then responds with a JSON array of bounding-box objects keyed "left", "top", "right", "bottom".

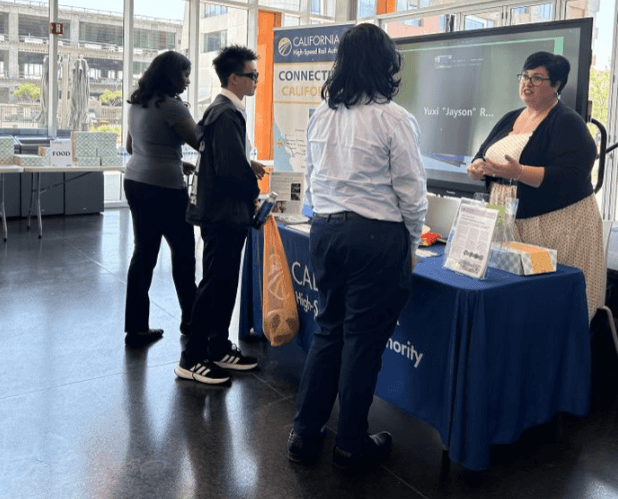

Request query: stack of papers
[{"left": 276, "top": 214, "right": 310, "bottom": 225}]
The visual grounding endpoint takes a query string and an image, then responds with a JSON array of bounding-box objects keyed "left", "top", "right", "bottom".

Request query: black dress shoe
[
  {"left": 125, "top": 328, "right": 164, "bottom": 347},
  {"left": 287, "top": 427, "right": 327, "bottom": 464},
  {"left": 332, "top": 431, "right": 392, "bottom": 470}
]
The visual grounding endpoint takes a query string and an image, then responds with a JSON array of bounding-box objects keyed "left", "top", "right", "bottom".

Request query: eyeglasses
[
  {"left": 236, "top": 71, "right": 259, "bottom": 82},
  {"left": 517, "top": 73, "right": 551, "bottom": 86}
]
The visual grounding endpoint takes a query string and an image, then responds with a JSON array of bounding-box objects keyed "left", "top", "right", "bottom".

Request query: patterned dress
[{"left": 485, "top": 133, "right": 604, "bottom": 322}]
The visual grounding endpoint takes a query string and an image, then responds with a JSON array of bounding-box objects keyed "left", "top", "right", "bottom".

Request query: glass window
[
  {"left": 259, "top": 0, "right": 300, "bottom": 11},
  {"left": 203, "top": 31, "right": 228, "bottom": 53},
  {"left": 310, "top": 0, "right": 335, "bottom": 17},
  {"left": 383, "top": 14, "right": 448, "bottom": 39},
  {"left": 392, "top": 0, "right": 460, "bottom": 9},
  {"left": 396, "top": 0, "right": 414, "bottom": 13},
  {"left": 204, "top": 4, "right": 229, "bottom": 17},
  {"left": 510, "top": 3, "right": 554, "bottom": 25},
  {"left": 566, "top": 0, "right": 590, "bottom": 18},
  {"left": 358, "top": 0, "right": 376, "bottom": 18},
  {"left": 464, "top": 11, "right": 501, "bottom": 30},
  {"left": 283, "top": 15, "right": 301, "bottom": 26},
  {"left": 194, "top": 5, "right": 248, "bottom": 117}
]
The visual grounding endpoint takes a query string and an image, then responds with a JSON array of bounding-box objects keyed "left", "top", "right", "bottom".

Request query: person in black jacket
[
  {"left": 467, "top": 51, "right": 603, "bottom": 321},
  {"left": 175, "top": 45, "right": 266, "bottom": 384}
]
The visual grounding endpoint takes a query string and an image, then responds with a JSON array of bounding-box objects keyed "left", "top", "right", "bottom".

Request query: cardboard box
[
  {"left": 75, "top": 157, "right": 101, "bottom": 167},
  {"left": 14, "top": 154, "right": 47, "bottom": 166},
  {"left": 100, "top": 155, "right": 123, "bottom": 167},
  {"left": 97, "top": 133, "right": 118, "bottom": 157},
  {"left": 71, "top": 131, "right": 98, "bottom": 158},
  {"left": 489, "top": 241, "right": 557, "bottom": 276},
  {"left": 0, "top": 136, "right": 14, "bottom": 165},
  {"left": 72, "top": 131, "right": 118, "bottom": 159}
]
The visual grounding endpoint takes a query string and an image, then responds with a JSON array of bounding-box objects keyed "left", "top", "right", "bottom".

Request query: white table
[
  {"left": 22, "top": 165, "right": 125, "bottom": 239},
  {"left": 0, "top": 166, "right": 24, "bottom": 241}
]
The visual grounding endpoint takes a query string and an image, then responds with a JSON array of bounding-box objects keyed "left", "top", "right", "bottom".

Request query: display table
[
  {"left": 0, "top": 166, "right": 24, "bottom": 241},
  {"left": 240, "top": 223, "right": 592, "bottom": 470},
  {"left": 21, "top": 165, "right": 125, "bottom": 239}
]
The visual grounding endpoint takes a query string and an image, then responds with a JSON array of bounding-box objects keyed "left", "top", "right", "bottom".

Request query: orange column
[
  {"left": 256, "top": 10, "right": 281, "bottom": 161},
  {"left": 377, "top": 0, "right": 396, "bottom": 15}
]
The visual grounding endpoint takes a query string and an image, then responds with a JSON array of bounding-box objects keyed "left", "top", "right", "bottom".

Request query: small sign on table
[{"left": 50, "top": 139, "right": 73, "bottom": 167}]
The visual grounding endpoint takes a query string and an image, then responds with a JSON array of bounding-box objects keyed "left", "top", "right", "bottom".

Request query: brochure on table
[
  {"left": 270, "top": 171, "right": 304, "bottom": 216},
  {"left": 444, "top": 198, "right": 499, "bottom": 279}
]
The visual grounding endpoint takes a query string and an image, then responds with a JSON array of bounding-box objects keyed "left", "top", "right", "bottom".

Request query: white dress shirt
[{"left": 305, "top": 99, "right": 428, "bottom": 249}]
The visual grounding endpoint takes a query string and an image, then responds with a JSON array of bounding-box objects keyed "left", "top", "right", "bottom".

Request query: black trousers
[
  {"left": 293, "top": 216, "right": 412, "bottom": 453},
  {"left": 124, "top": 179, "right": 197, "bottom": 333},
  {"left": 184, "top": 223, "right": 248, "bottom": 361}
]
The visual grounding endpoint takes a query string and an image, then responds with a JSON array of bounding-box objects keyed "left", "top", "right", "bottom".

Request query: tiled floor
[{"left": 2, "top": 208, "right": 618, "bottom": 499}]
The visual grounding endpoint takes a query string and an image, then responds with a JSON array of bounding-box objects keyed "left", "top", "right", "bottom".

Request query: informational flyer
[
  {"left": 270, "top": 171, "right": 304, "bottom": 216},
  {"left": 443, "top": 199, "right": 498, "bottom": 279}
]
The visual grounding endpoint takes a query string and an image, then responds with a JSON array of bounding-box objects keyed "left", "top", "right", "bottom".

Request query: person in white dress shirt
[{"left": 287, "top": 23, "right": 428, "bottom": 470}]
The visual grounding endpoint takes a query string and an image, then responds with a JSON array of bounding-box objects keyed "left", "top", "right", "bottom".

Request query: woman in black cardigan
[{"left": 467, "top": 51, "right": 603, "bottom": 321}]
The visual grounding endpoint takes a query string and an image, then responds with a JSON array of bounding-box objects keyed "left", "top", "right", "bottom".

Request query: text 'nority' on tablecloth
[{"left": 386, "top": 338, "right": 424, "bottom": 368}]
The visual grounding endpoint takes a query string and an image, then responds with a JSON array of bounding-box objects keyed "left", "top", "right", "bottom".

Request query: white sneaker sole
[
  {"left": 174, "top": 365, "right": 230, "bottom": 384},
  {"left": 213, "top": 360, "right": 258, "bottom": 371}
]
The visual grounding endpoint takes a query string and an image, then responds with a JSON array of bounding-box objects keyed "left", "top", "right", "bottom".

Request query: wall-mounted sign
[{"left": 49, "top": 23, "right": 64, "bottom": 35}]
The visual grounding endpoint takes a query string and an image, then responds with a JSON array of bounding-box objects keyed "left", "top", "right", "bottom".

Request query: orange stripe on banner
[{"left": 256, "top": 11, "right": 281, "bottom": 161}]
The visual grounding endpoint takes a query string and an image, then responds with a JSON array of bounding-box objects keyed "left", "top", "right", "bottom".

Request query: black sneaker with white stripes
[
  {"left": 174, "top": 353, "right": 230, "bottom": 384},
  {"left": 214, "top": 344, "right": 258, "bottom": 371}
]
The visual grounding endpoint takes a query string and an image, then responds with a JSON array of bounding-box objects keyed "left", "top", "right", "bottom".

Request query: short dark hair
[
  {"left": 127, "top": 50, "right": 191, "bottom": 107},
  {"left": 213, "top": 45, "right": 258, "bottom": 87},
  {"left": 523, "top": 51, "right": 570, "bottom": 95},
  {"left": 322, "top": 23, "right": 401, "bottom": 109}
]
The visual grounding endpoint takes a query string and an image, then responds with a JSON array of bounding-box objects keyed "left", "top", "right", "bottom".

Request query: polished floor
[{"left": 2, "top": 208, "right": 618, "bottom": 499}]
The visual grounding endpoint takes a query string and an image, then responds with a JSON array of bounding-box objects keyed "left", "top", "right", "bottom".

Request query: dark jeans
[
  {"left": 124, "top": 179, "right": 197, "bottom": 333},
  {"left": 184, "top": 223, "right": 249, "bottom": 361},
  {"left": 293, "top": 216, "right": 412, "bottom": 454}
]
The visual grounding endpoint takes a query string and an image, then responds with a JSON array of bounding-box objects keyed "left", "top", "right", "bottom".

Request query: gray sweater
[{"left": 124, "top": 95, "right": 192, "bottom": 190}]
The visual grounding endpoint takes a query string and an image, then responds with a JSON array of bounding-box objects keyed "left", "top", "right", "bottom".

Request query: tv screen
[{"left": 394, "top": 18, "right": 593, "bottom": 198}]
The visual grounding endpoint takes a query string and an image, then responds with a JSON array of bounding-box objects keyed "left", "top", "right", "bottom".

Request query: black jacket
[
  {"left": 474, "top": 101, "right": 597, "bottom": 219},
  {"left": 186, "top": 94, "right": 259, "bottom": 227}
]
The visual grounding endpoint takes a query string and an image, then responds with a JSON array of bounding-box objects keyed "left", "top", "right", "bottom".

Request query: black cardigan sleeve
[
  {"left": 534, "top": 109, "right": 596, "bottom": 201},
  {"left": 515, "top": 103, "right": 596, "bottom": 218}
]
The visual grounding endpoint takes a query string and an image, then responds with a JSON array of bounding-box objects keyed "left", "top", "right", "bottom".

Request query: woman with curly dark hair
[
  {"left": 123, "top": 50, "right": 198, "bottom": 346},
  {"left": 287, "top": 23, "right": 427, "bottom": 470}
]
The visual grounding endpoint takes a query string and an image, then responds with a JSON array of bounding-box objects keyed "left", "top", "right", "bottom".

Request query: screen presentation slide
[{"left": 395, "top": 26, "right": 583, "bottom": 184}]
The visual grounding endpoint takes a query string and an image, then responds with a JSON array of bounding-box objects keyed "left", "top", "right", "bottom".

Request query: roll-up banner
[{"left": 273, "top": 23, "right": 353, "bottom": 172}]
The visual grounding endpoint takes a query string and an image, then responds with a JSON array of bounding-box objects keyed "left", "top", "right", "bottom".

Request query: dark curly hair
[
  {"left": 322, "top": 23, "right": 402, "bottom": 109},
  {"left": 213, "top": 45, "right": 258, "bottom": 87},
  {"left": 127, "top": 50, "right": 191, "bottom": 107}
]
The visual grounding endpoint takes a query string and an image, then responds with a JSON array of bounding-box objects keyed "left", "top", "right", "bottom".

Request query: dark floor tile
[{"left": 2, "top": 208, "right": 618, "bottom": 499}]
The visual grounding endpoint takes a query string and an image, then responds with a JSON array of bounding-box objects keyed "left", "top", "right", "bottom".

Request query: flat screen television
[{"left": 394, "top": 18, "right": 593, "bottom": 198}]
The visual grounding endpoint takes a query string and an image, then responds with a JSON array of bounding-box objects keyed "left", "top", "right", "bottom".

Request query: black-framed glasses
[
  {"left": 517, "top": 73, "right": 551, "bottom": 86},
  {"left": 236, "top": 71, "right": 259, "bottom": 82}
]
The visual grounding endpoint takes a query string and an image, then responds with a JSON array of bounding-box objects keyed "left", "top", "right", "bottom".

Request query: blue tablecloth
[{"left": 240, "top": 223, "right": 591, "bottom": 470}]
